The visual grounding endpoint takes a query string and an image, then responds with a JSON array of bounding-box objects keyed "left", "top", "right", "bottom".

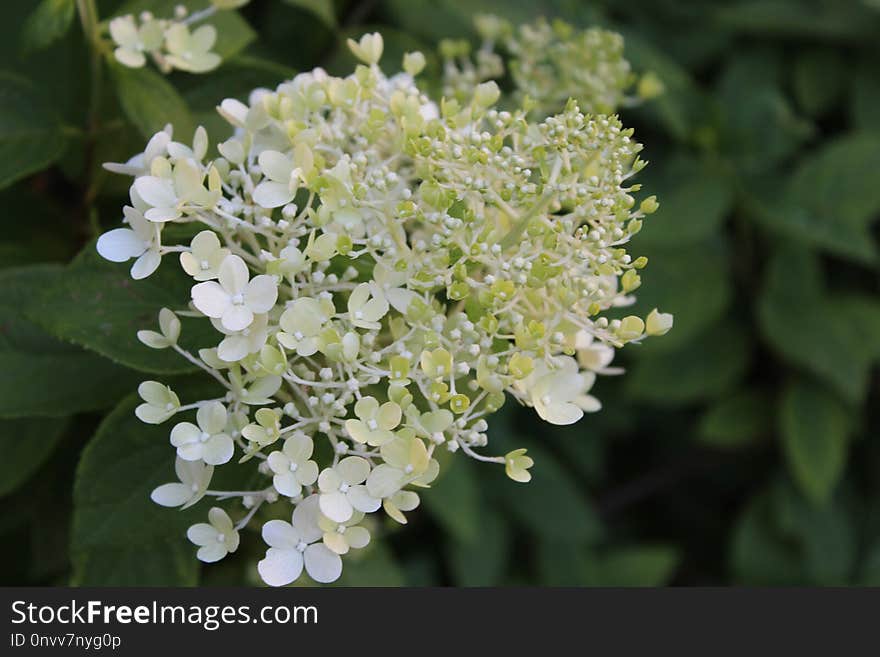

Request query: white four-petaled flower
[
  {"left": 258, "top": 496, "right": 343, "bottom": 585},
  {"left": 191, "top": 255, "right": 278, "bottom": 331}
]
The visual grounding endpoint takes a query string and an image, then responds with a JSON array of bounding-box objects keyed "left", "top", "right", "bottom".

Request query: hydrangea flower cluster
[
  {"left": 108, "top": 0, "right": 250, "bottom": 74},
  {"left": 97, "top": 30, "right": 672, "bottom": 585},
  {"left": 443, "top": 15, "right": 664, "bottom": 117}
]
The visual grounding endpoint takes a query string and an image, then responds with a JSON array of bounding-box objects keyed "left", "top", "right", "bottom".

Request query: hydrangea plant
[{"left": 96, "top": 22, "right": 672, "bottom": 585}]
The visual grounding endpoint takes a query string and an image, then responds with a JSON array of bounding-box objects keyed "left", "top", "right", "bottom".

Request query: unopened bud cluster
[
  {"left": 97, "top": 29, "right": 671, "bottom": 586},
  {"left": 443, "top": 15, "right": 664, "bottom": 117}
]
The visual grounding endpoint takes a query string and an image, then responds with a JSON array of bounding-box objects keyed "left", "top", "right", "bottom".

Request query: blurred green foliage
[{"left": 2, "top": 0, "right": 879, "bottom": 586}]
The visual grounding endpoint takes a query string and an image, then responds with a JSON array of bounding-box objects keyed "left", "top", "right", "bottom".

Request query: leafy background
[{"left": 2, "top": 0, "right": 880, "bottom": 586}]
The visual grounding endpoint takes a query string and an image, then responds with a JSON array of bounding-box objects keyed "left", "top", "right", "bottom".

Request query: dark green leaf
[
  {"left": 792, "top": 49, "right": 845, "bottom": 118},
  {"left": 71, "top": 396, "right": 203, "bottom": 585},
  {"left": 628, "top": 239, "right": 732, "bottom": 354},
  {"left": 447, "top": 512, "right": 508, "bottom": 586},
  {"left": 698, "top": 389, "right": 773, "bottom": 449},
  {"left": 730, "top": 489, "right": 803, "bottom": 585},
  {"left": 0, "top": 72, "right": 67, "bottom": 189},
  {"left": 637, "top": 155, "right": 733, "bottom": 247},
  {"left": 422, "top": 457, "right": 480, "bottom": 543},
  {"left": 21, "top": 0, "right": 75, "bottom": 53},
  {"left": 599, "top": 545, "right": 680, "bottom": 586},
  {"left": 536, "top": 541, "right": 598, "bottom": 586},
  {"left": 283, "top": 0, "right": 337, "bottom": 27},
  {"left": 751, "top": 132, "right": 880, "bottom": 264},
  {"left": 0, "top": 417, "right": 68, "bottom": 496},
  {"left": 495, "top": 440, "right": 602, "bottom": 543},
  {"left": 32, "top": 246, "right": 215, "bottom": 375},
  {"left": 758, "top": 246, "right": 872, "bottom": 403},
  {"left": 779, "top": 379, "right": 850, "bottom": 505},
  {"left": 0, "top": 265, "right": 140, "bottom": 417},
  {"left": 627, "top": 322, "right": 750, "bottom": 405},
  {"left": 110, "top": 62, "right": 195, "bottom": 139}
]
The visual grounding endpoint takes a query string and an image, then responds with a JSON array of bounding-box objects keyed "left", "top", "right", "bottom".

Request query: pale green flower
[
  {"left": 646, "top": 308, "right": 674, "bottom": 336},
  {"left": 170, "top": 401, "right": 234, "bottom": 465},
  {"left": 137, "top": 307, "right": 181, "bottom": 350},
  {"left": 180, "top": 230, "right": 230, "bottom": 281},
  {"left": 164, "top": 23, "right": 221, "bottom": 73},
  {"left": 347, "top": 283, "right": 389, "bottom": 330},
  {"left": 267, "top": 433, "right": 319, "bottom": 497},
  {"left": 151, "top": 457, "right": 213, "bottom": 508},
  {"left": 317, "top": 457, "right": 380, "bottom": 522},
  {"left": 277, "top": 297, "right": 329, "bottom": 357},
  {"left": 135, "top": 381, "right": 180, "bottom": 424},
  {"left": 504, "top": 448, "right": 534, "bottom": 483},
  {"left": 347, "top": 32, "right": 383, "bottom": 65},
  {"left": 187, "top": 507, "right": 240, "bottom": 563},
  {"left": 241, "top": 408, "right": 282, "bottom": 447},
  {"left": 344, "top": 396, "right": 401, "bottom": 446},
  {"left": 318, "top": 511, "right": 371, "bottom": 555},
  {"left": 109, "top": 15, "right": 163, "bottom": 68},
  {"left": 366, "top": 433, "right": 436, "bottom": 498}
]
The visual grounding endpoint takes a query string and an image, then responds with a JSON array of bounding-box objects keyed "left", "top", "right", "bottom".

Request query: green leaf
[
  {"left": 851, "top": 57, "right": 880, "bottom": 131},
  {"left": 697, "top": 390, "right": 773, "bottom": 449},
  {"left": 71, "top": 396, "right": 202, "bottom": 585},
  {"left": 792, "top": 49, "right": 845, "bottom": 118},
  {"left": 21, "top": 0, "right": 75, "bottom": 53},
  {"left": 751, "top": 132, "right": 880, "bottom": 264},
  {"left": 713, "top": 0, "right": 877, "bottom": 41},
  {"left": 0, "top": 265, "right": 140, "bottom": 417},
  {"left": 447, "top": 512, "right": 508, "bottom": 586},
  {"left": 774, "top": 481, "right": 856, "bottom": 584},
  {"left": 422, "top": 457, "right": 480, "bottom": 543},
  {"left": 32, "top": 246, "right": 215, "bottom": 375},
  {"left": 859, "top": 541, "right": 880, "bottom": 585},
  {"left": 730, "top": 488, "right": 804, "bottom": 585},
  {"left": 283, "top": 0, "right": 337, "bottom": 27},
  {"left": 536, "top": 541, "right": 598, "bottom": 586},
  {"left": 110, "top": 62, "right": 195, "bottom": 139},
  {"left": 0, "top": 72, "right": 67, "bottom": 189},
  {"left": 637, "top": 155, "right": 733, "bottom": 247},
  {"left": 715, "top": 50, "right": 813, "bottom": 174},
  {"left": 620, "top": 31, "right": 710, "bottom": 143},
  {"left": 779, "top": 379, "right": 850, "bottom": 506},
  {"left": 758, "top": 246, "right": 872, "bottom": 403},
  {"left": 599, "top": 545, "right": 680, "bottom": 586},
  {"left": 0, "top": 417, "right": 68, "bottom": 497},
  {"left": 628, "top": 239, "right": 732, "bottom": 354},
  {"left": 627, "top": 322, "right": 750, "bottom": 405},
  {"left": 334, "top": 544, "right": 406, "bottom": 586},
  {"left": 493, "top": 440, "right": 602, "bottom": 543}
]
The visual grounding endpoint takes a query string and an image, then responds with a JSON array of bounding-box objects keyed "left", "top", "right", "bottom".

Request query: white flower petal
[
  {"left": 130, "top": 250, "right": 161, "bottom": 280},
  {"left": 258, "top": 150, "right": 293, "bottom": 183},
  {"left": 261, "top": 519, "right": 300, "bottom": 549},
  {"left": 150, "top": 483, "right": 191, "bottom": 507},
  {"left": 319, "top": 491, "right": 353, "bottom": 523},
  {"left": 258, "top": 548, "right": 303, "bottom": 586},
  {"left": 134, "top": 176, "right": 177, "bottom": 208},
  {"left": 97, "top": 228, "right": 146, "bottom": 262},
  {"left": 348, "top": 485, "right": 381, "bottom": 514},
  {"left": 221, "top": 305, "right": 254, "bottom": 331},
  {"left": 252, "top": 180, "right": 294, "bottom": 208},
  {"left": 303, "top": 544, "right": 342, "bottom": 583},
  {"left": 202, "top": 435, "right": 234, "bottom": 465},
  {"left": 245, "top": 275, "right": 278, "bottom": 313},
  {"left": 191, "top": 281, "right": 230, "bottom": 318}
]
